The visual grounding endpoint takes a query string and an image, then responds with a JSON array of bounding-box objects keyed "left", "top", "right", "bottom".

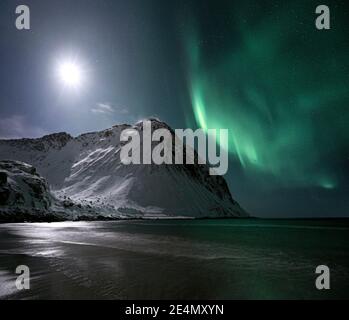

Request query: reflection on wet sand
[{"left": 0, "top": 220, "right": 348, "bottom": 299}]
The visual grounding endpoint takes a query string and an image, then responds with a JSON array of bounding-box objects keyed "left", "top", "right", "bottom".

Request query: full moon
[{"left": 58, "top": 62, "right": 82, "bottom": 87}]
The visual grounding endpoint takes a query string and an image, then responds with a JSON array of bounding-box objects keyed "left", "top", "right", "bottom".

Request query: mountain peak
[{"left": 135, "top": 118, "right": 173, "bottom": 132}]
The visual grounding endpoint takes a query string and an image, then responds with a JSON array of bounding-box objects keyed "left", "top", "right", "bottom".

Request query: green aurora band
[{"left": 184, "top": 1, "right": 349, "bottom": 190}]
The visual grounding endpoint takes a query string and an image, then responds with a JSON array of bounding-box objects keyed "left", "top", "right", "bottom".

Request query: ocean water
[{"left": 0, "top": 219, "right": 348, "bottom": 299}]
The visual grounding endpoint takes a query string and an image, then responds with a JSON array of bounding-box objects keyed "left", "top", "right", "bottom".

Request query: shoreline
[{"left": 1, "top": 215, "right": 349, "bottom": 224}]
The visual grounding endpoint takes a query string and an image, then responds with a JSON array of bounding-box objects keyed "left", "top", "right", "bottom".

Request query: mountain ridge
[{"left": 0, "top": 119, "right": 248, "bottom": 220}]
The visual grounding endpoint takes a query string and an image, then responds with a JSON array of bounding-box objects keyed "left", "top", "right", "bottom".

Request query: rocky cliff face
[
  {"left": 0, "top": 160, "right": 51, "bottom": 208},
  {"left": 0, "top": 160, "right": 64, "bottom": 222}
]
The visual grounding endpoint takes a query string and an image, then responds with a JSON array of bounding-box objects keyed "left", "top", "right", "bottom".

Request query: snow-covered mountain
[{"left": 0, "top": 119, "right": 247, "bottom": 220}]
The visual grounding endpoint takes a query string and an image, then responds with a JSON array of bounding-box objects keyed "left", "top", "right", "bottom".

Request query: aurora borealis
[
  {"left": 180, "top": 0, "right": 349, "bottom": 216},
  {"left": 0, "top": 0, "right": 348, "bottom": 217},
  {"left": 185, "top": 0, "right": 349, "bottom": 187}
]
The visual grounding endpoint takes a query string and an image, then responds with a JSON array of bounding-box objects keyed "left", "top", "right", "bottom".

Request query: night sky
[{"left": 0, "top": 0, "right": 348, "bottom": 217}]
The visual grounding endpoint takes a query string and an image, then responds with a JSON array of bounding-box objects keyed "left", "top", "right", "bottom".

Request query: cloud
[
  {"left": 0, "top": 115, "right": 47, "bottom": 139},
  {"left": 91, "top": 103, "right": 128, "bottom": 115}
]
